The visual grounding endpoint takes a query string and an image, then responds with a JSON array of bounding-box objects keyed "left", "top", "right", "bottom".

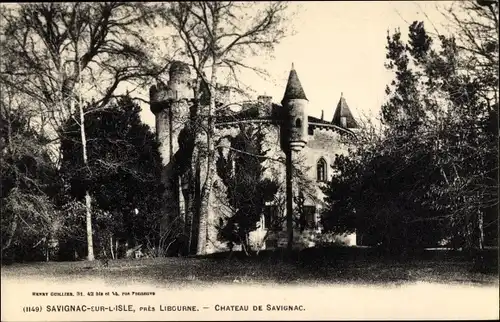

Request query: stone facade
[{"left": 150, "top": 61, "right": 359, "bottom": 255}]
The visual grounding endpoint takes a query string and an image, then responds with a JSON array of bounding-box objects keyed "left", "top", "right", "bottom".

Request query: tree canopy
[
  {"left": 58, "top": 95, "right": 165, "bottom": 259},
  {"left": 322, "top": 9, "right": 498, "bottom": 255}
]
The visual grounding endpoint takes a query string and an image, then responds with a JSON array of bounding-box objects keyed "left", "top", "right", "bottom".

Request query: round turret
[
  {"left": 280, "top": 64, "right": 309, "bottom": 152},
  {"left": 167, "top": 61, "right": 193, "bottom": 101},
  {"left": 149, "top": 80, "right": 170, "bottom": 114},
  {"left": 149, "top": 61, "right": 194, "bottom": 166},
  {"left": 149, "top": 61, "right": 194, "bottom": 115}
]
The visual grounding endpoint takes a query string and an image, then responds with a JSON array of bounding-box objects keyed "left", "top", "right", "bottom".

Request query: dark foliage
[
  {"left": 1, "top": 109, "right": 62, "bottom": 262},
  {"left": 321, "top": 18, "right": 498, "bottom": 255},
  {"left": 58, "top": 95, "right": 165, "bottom": 258},
  {"left": 215, "top": 125, "right": 279, "bottom": 254}
]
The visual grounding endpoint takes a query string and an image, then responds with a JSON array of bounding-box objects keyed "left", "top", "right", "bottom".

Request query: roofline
[
  {"left": 215, "top": 118, "right": 357, "bottom": 138},
  {"left": 215, "top": 118, "right": 274, "bottom": 128},
  {"left": 309, "top": 122, "right": 357, "bottom": 138}
]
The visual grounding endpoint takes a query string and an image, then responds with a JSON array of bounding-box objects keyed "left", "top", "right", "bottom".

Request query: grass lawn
[{"left": 1, "top": 247, "right": 498, "bottom": 287}]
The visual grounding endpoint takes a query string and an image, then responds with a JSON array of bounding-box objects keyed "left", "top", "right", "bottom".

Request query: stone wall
[
  {"left": 152, "top": 62, "right": 359, "bottom": 255},
  {"left": 205, "top": 122, "right": 357, "bottom": 254}
]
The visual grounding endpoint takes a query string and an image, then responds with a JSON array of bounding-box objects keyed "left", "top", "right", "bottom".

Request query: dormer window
[{"left": 316, "top": 158, "right": 327, "bottom": 182}]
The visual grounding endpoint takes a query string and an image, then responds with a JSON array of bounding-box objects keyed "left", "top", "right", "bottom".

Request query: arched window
[
  {"left": 316, "top": 158, "right": 327, "bottom": 182},
  {"left": 295, "top": 118, "right": 302, "bottom": 128}
]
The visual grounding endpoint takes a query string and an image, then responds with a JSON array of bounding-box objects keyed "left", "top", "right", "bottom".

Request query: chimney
[
  {"left": 321, "top": 110, "right": 324, "bottom": 121},
  {"left": 258, "top": 95, "right": 272, "bottom": 105},
  {"left": 258, "top": 95, "right": 272, "bottom": 115}
]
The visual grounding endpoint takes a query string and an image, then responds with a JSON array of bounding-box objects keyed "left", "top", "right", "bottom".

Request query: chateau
[{"left": 149, "top": 61, "right": 359, "bottom": 254}]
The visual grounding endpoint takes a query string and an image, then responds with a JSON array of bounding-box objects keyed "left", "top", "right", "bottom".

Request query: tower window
[
  {"left": 295, "top": 118, "right": 302, "bottom": 128},
  {"left": 317, "top": 158, "right": 327, "bottom": 182}
]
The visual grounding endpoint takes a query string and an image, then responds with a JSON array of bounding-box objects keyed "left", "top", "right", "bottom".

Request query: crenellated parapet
[
  {"left": 149, "top": 81, "right": 170, "bottom": 114},
  {"left": 149, "top": 61, "right": 194, "bottom": 114},
  {"left": 148, "top": 60, "right": 362, "bottom": 255}
]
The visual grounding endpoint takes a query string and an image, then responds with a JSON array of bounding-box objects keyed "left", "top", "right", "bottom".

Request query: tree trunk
[
  {"left": 115, "top": 238, "right": 119, "bottom": 259},
  {"left": 196, "top": 56, "right": 219, "bottom": 255},
  {"left": 197, "top": 151, "right": 216, "bottom": 255},
  {"left": 2, "top": 120, "right": 18, "bottom": 255},
  {"left": 188, "top": 154, "right": 200, "bottom": 255},
  {"left": 110, "top": 235, "right": 115, "bottom": 260},
  {"left": 45, "top": 237, "right": 50, "bottom": 262},
  {"left": 242, "top": 240, "right": 250, "bottom": 257},
  {"left": 1, "top": 214, "right": 18, "bottom": 252},
  {"left": 84, "top": 192, "right": 94, "bottom": 261},
  {"left": 465, "top": 216, "right": 474, "bottom": 251},
  {"left": 181, "top": 184, "right": 193, "bottom": 255},
  {"left": 478, "top": 210, "right": 484, "bottom": 250},
  {"left": 285, "top": 148, "right": 294, "bottom": 256},
  {"left": 257, "top": 230, "right": 270, "bottom": 255},
  {"left": 79, "top": 99, "right": 95, "bottom": 262}
]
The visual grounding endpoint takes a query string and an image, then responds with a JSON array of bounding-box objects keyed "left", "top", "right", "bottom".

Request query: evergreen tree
[
  {"left": 59, "top": 95, "right": 165, "bottom": 259},
  {"left": 215, "top": 125, "right": 279, "bottom": 255},
  {"left": 322, "top": 15, "right": 498, "bottom": 256}
]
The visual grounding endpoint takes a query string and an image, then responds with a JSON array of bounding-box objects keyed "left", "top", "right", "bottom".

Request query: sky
[{"left": 138, "top": 1, "right": 455, "bottom": 129}]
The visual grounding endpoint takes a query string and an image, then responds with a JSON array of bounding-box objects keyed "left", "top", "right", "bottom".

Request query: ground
[{"left": 2, "top": 247, "right": 498, "bottom": 287}]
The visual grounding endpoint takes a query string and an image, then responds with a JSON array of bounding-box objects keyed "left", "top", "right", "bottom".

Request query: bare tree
[
  {"left": 436, "top": 1, "right": 498, "bottom": 250},
  {"left": 0, "top": 3, "right": 168, "bottom": 260},
  {"left": 160, "top": 2, "right": 290, "bottom": 255},
  {"left": 442, "top": 1, "right": 499, "bottom": 106},
  {"left": 0, "top": 82, "right": 60, "bottom": 259}
]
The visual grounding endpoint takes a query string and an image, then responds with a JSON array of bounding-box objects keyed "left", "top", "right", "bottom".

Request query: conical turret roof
[
  {"left": 282, "top": 64, "right": 308, "bottom": 103},
  {"left": 332, "top": 93, "right": 358, "bottom": 128}
]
